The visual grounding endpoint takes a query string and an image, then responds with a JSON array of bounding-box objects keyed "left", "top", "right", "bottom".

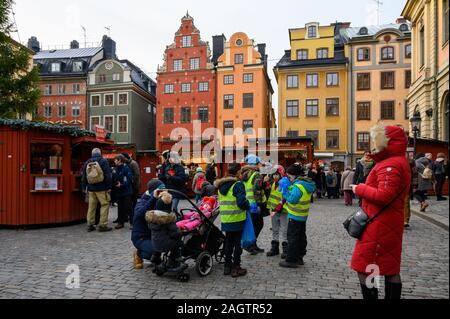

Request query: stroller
[{"left": 153, "top": 189, "right": 225, "bottom": 282}]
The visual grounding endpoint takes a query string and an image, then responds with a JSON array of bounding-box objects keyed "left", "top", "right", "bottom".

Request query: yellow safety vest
[
  {"left": 267, "top": 183, "right": 287, "bottom": 213},
  {"left": 243, "top": 171, "right": 266, "bottom": 205},
  {"left": 285, "top": 183, "right": 312, "bottom": 219},
  {"left": 219, "top": 183, "right": 247, "bottom": 224}
]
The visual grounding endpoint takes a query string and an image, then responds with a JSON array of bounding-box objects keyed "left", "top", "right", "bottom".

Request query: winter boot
[
  {"left": 385, "top": 281, "right": 402, "bottom": 299},
  {"left": 279, "top": 260, "right": 298, "bottom": 268},
  {"left": 360, "top": 284, "right": 379, "bottom": 300},
  {"left": 133, "top": 250, "right": 143, "bottom": 270},
  {"left": 266, "top": 240, "right": 280, "bottom": 257},
  {"left": 231, "top": 265, "right": 247, "bottom": 278},
  {"left": 224, "top": 263, "right": 232, "bottom": 276},
  {"left": 281, "top": 242, "right": 288, "bottom": 259}
]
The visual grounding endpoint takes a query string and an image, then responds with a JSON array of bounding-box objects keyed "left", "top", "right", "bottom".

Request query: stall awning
[{"left": 314, "top": 152, "right": 334, "bottom": 158}]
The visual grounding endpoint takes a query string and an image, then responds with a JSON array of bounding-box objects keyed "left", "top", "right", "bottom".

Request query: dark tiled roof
[
  {"left": 275, "top": 50, "right": 348, "bottom": 69},
  {"left": 34, "top": 47, "right": 102, "bottom": 59},
  {"left": 340, "top": 23, "right": 411, "bottom": 42},
  {"left": 119, "top": 59, "right": 156, "bottom": 95}
]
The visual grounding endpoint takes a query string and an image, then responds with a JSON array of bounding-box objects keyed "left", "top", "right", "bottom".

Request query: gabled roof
[{"left": 34, "top": 47, "right": 102, "bottom": 60}]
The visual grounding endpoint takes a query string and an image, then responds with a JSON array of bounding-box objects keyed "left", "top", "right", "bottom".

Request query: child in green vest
[{"left": 214, "top": 162, "right": 250, "bottom": 277}]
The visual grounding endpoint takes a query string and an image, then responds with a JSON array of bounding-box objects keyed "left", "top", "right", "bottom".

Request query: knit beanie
[{"left": 286, "top": 163, "right": 305, "bottom": 177}]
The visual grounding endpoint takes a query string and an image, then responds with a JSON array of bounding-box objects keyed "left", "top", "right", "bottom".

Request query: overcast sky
[{"left": 11, "top": 0, "right": 407, "bottom": 112}]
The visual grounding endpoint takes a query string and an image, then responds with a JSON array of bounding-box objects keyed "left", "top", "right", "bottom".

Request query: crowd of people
[{"left": 80, "top": 123, "right": 448, "bottom": 299}]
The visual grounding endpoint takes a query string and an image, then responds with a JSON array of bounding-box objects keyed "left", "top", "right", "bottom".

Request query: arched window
[
  {"left": 399, "top": 24, "right": 409, "bottom": 32},
  {"left": 444, "top": 93, "right": 449, "bottom": 142},
  {"left": 359, "top": 27, "right": 368, "bottom": 35},
  {"left": 381, "top": 46, "right": 395, "bottom": 60}
]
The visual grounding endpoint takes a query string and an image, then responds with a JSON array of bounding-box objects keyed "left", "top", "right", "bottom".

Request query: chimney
[
  {"left": 212, "top": 34, "right": 226, "bottom": 65},
  {"left": 27, "top": 36, "right": 40, "bottom": 53},
  {"left": 70, "top": 40, "right": 79, "bottom": 49},
  {"left": 257, "top": 43, "right": 267, "bottom": 68},
  {"left": 102, "top": 35, "right": 117, "bottom": 59},
  {"left": 396, "top": 17, "right": 407, "bottom": 24}
]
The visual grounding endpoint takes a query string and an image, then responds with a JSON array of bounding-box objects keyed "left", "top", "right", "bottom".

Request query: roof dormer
[{"left": 305, "top": 22, "right": 320, "bottom": 39}]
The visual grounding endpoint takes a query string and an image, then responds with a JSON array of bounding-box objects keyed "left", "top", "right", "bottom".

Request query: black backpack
[{"left": 205, "top": 165, "right": 216, "bottom": 183}]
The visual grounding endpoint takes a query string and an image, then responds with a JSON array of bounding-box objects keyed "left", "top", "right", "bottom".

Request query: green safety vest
[
  {"left": 219, "top": 182, "right": 247, "bottom": 224},
  {"left": 267, "top": 183, "right": 286, "bottom": 213},
  {"left": 285, "top": 183, "right": 312, "bottom": 219},
  {"left": 243, "top": 171, "right": 266, "bottom": 205}
]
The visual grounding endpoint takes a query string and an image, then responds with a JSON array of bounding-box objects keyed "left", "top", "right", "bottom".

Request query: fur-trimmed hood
[
  {"left": 145, "top": 210, "right": 177, "bottom": 225},
  {"left": 369, "top": 122, "right": 408, "bottom": 162},
  {"left": 214, "top": 176, "right": 237, "bottom": 189},
  {"left": 241, "top": 165, "right": 260, "bottom": 181}
]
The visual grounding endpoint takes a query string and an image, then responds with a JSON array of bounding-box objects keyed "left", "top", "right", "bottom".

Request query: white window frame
[
  {"left": 306, "top": 73, "right": 319, "bottom": 88},
  {"left": 58, "top": 85, "right": 65, "bottom": 94},
  {"left": 72, "top": 104, "right": 81, "bottom": 117},
  {"left": 190, "top": 57, "right": 200, "bottom": 70},
  {"left": 90, "top": 116, "right": 101, "bottom": 130},
  {"left": 118, "top": 92, "right": 129, "bottom": 106},
  {"left": 173, "top": 59, "right": 183, "bottom": 72},
  {"left": 73, "top": 61, "right": 83, "bottom": 72},
  {"left": 165, "top": 84, "right": 175, "bottom": 94},
  {"left": 181, "top": 83, "right": 191, "bottom": 93},
  {"left": 103, "top": 115, "right": 114, "bottom": 133},
  {"left": 57, "top": 104, "right": 66, "bottom": 118},
  {"left": 91, "top": 94, "right": 101, "bottom": 107},
  {"left": 113, "top": 73, "right": 120, "bottom": 81},
  {"left": 44, "top": 105, "right": 52, "bottom": 118},
  {"left": 51, "top": 62, "right": 61, "bottom": 73},
  {"left": 198, "top": 82, "right": 209, "bottom": 92},
  {"left": 72, "top": 83, "right": 81, "bottom": 94},
  {"left": 182, "top": 36, "right": 192, "bottom": 48},
  {"left": 104, "top": 93, "right": 114, "bottom": 106},
  {"left": 326, "top": 72, "right": 339, "bottom": 87},
  {"left": 44, "top": 85, "right": 52, "bottom": 95},
  {"left": 117, "top": 114, "right": 129, "bottom": 133}
]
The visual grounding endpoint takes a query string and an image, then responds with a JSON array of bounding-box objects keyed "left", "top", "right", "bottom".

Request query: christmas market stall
[{"left": 0, "top": 119, "right": 113, "bottom": 227}]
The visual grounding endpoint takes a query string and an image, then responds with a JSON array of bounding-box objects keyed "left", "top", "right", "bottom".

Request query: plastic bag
[{"left": 241, "top": 212, "right": 256, "bottom": 249}]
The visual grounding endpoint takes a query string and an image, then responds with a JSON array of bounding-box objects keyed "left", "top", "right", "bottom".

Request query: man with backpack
[
  {"left": 205, "top": 161, "right": 217, "bottom": 184},
  {"left": 81, "top": 148, "right": 113, "bottom": 232},
  {"left": 415, "top": 153, "right": 435, "bottom": 212}
]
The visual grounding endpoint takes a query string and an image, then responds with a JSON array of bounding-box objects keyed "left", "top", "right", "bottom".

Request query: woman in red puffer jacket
[{"left": 351, "top": 123, "right": 411, "bottom": 299}]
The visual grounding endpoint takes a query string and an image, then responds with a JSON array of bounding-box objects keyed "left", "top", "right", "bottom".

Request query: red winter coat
[{"left": 352, "top": 125, "right": 411, "bottom": 276}]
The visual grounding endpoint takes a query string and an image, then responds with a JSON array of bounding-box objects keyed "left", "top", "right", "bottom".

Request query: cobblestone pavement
[{"left": 0, "top": 199, "right": 448, "bottom": 299}]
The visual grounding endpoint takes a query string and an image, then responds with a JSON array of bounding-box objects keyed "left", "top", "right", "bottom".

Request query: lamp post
[{"left": 410, "top": 112, "right": 422, "bottom": 159}]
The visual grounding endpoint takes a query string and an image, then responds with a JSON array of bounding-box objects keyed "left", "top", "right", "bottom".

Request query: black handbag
[{"left": 343, "top": 192, "right": 403, "bottom": 240}]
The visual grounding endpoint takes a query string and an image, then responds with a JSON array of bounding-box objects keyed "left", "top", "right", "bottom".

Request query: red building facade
[{"left": 156, "top": 13, "right": 216, "bottom": 153}]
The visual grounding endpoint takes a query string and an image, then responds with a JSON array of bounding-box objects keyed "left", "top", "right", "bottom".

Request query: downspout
[
  {"left": 348, "top": 43, "right": 354, "bottom": 166},
  {"left": 433, "top": 0, "right": 439, "bottom": 140}
]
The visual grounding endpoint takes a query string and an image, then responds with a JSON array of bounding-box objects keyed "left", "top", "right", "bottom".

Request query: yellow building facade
[{"left": 274, "top": 22, "right": 350, "bottom": 167}]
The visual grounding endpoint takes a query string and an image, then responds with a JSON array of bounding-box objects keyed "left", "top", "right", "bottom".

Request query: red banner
[{"left": 95, "top": 125, "right": 106, "bottom": 142}]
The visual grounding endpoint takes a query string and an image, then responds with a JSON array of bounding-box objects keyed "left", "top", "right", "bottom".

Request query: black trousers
[
  {"left": 435, "top": 174, "right": 446, "bottom": 198},
  {"left": 129, "top": 193, "right": 139, "bottom": 225},
  {"left": 286, "top": 219, "right": 307, "bottom": 263},
  {"left": 251, "top": 213, "right": 264, "bottom": 242},
  {"left": 117, "top": 195, "right": 133, "bottom": 224},
  {"left": 414, "top": 190, "right": 427, "bottom": 203},
  {"left": 224, "top": 230, "right": 243, "bottom": 266}
]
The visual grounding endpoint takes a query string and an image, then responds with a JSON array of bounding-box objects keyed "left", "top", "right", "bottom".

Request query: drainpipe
[
  {"left": 348, "top": 43, "right": 354, "bottom": 166},
  {"left": 433, "top": 0, "right": 439, "bottom": 140}
]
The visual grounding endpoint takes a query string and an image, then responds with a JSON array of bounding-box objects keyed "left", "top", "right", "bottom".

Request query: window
[
  {"left": 326, "top": 130, "right": 339, "bottom": 149},
  {"left": 72, "top": 84, "right": 80, "bottom": 94},
  {"left": 224, "top": 121, "right": 234, "bottom": 135},
  {"left": 405, "top": 70, "right": 412, "bottom": 88},
  {"left": 306, "top": 99, "right": 319, "bottom": 117},
  {"left": 181, "top": 83, "right": 191, "bottom": 93},
  {"left": 405, "top": 100, "right": 410, "bottom": 120},
  {"left": 420, "top": 27, "right": 425, "bottom": 67},
  {"left": 317, "top": 48, "right": 328, "bottom": 59},
  {"left": 44, "top": 85, "right": 52, "bottom": 95},
  {"left": 173, "top": 59, "right": 183, "bottom": 72},
  {"left": 224, "top": 95, "right": 234, "bottom": 109},
  {"left": 182, "top": 36, "right": 192, "bottom": 48},
  {"left": 287, "top": 75, "right": 298, "bottom": 88},
  {"left": 381, "top": 71, "right": 395, "bottom": 89},
  {"left": 104, "top": 116, "right": 114, "bottom": 133},
  {"left": 287, "top": 130, "right": 299, "bottom": 138},
  {"left": 164, "top": 108, "right": 174, "bottom": 124},
  {"left": 72, "top": 105, "right": 80, "bottom": 117},
  {"left": 326, "top": 73, "right": 339, "bottom": 86},
  {"left": 357, "top": 73, "right": 371, "bottom": 90},
  {"left": 51, "top": 63, "right": 61, "bottom": 73},
  {"left": 58, "top": 85, "right": 65, "bottom": 94},
  {"left": 198, "top": 107, "right": 209, "bottom": 123},
  {"left": 224, "top": 75, "right": 234, "bottom": 85},
  {"left": 243, "top": 73, "right": 253, "bottom": 83},
  {"left": 30, "top": 143, "right": 64, "bottom": 175},
  {"left": 198, "top": 82, "right": 209, "bottom": 92},
  {"left": 286, "top": 100, "right": 299, "bottom": 117},
  {"left": 357, "top": 48, "right": 370, "bottom": 61},
  {"left": 358, "top": 27, "right": 368, "bottom": 35},
  {"left": 306, "top": 74, "right": 318, "bottom": 88},
  {"left": 306, "top": 130, "right": 319, "bottom": 148},
  {"left": 73, "top": 61, "right": 83, "bottom": 72},
  {"left": 118, "top": 93, "right": 128, "bottom": 105},
  {"left": 91, "top": 95, "right": 100, "bottom": 107},
  {"left": 297, "top": 49, "right": 308, "bottom": 60},
  {"left": 405, "top": 44, "right": 412, "bottom": 59},
  {"left": 44, "top": 105, "right": 52, "bottom": 118},
  {"left": 234, "top": 54, "right": 244, "bottom": 64},
  {"left": 444, "top": 0, "right": 449, "bottom": 44},
  {"left": 190, "top": 58, "right": 200, "bottom": 70},
  {"left": 165, "top": 84, "right": 174, "bottom": 94},
  {"left": 381, "top": 101, "right": 395, "bottom": 120},
  {"left": 98, "top": 74, "right": 106, "bottom": 83},
  {"left": 357, "top": 102, "right": 371, "bottom": 120},
  {"left": 399, "top": 24, "right": 409, "bottom": 32},
  {"left": 104, "top": 94, "right": 114, "bottom": 106},
  {"left": 243, "top": 93, "right": 253, "bottom": 108},
  {"left": 58, "top": 105, "right": 66, "bottom": 117},
  {"left": 381, "top": 46, "right": 395, "bottom": 60},
  {"left": 181, "top": 107, "right": 191, "bottom": 123},
  {"left": 90, "top": 117, "right": 100, "bottom": 130},
  {"left": 112, "top": 73, "right": 120, "bottom": 81},
  {"left": 308, "top": 25, "right": 317, "bottom": 38},
  {"left": 243, "top": 120, "right": 253, "bottom": 132},
  {"left": 326, "top": 98, "right": 340, "bottom": 116},
  {"left": 118, "top": 115, "right": 128, "bottom": 133},
  {"left": 357, "top": 133, "right": 370, "bottom": 151}
]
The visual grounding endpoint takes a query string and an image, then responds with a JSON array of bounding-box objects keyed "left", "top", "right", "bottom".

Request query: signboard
[
  {"left": 35, "top": 176, "right": 58, "bottom": 191},
  {"left": 95, "top": 125, "right": 106, "bottom": 142}
]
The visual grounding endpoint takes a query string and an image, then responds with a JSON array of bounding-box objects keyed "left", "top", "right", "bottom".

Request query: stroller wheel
[
  {"left": 178, "top": 273, "right": 190, "bottom": 282},
  {"left": 215, "top": 249, "right": 225, "bottom": 264},
  {"left": 196, "top": 251, "right": 213, "bottom": 277},
  {"left": 155, "top": 264, "right": 166, "bottom": 276}
]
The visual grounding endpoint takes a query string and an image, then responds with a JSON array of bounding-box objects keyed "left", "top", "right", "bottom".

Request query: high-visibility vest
[
  {"left": 285, "top": 183, "right": 312, "bottom": 219},
  {"left": 267, "top": 183, "right": 286, "bottom": 213},
  {"left": 219, "top": 183, "right": 247, "bottom": 224},
  {"left": 243, "top": 171, "right": 266, "bottom": 205}
]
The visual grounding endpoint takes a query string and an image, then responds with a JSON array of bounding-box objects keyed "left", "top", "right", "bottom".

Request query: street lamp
[{"left": 410, "top": 112, "right": 422, "bottom": 158}]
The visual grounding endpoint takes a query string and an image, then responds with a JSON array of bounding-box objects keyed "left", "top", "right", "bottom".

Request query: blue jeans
[
  {"left": 195, "top": 194, "right": 201, "bottom": 203},
  {"left": 133, "top": 238, "right": 154, "bottom": 260},
  {"left": 172, "top": 197, "right": 180, "bottom": 212}
]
